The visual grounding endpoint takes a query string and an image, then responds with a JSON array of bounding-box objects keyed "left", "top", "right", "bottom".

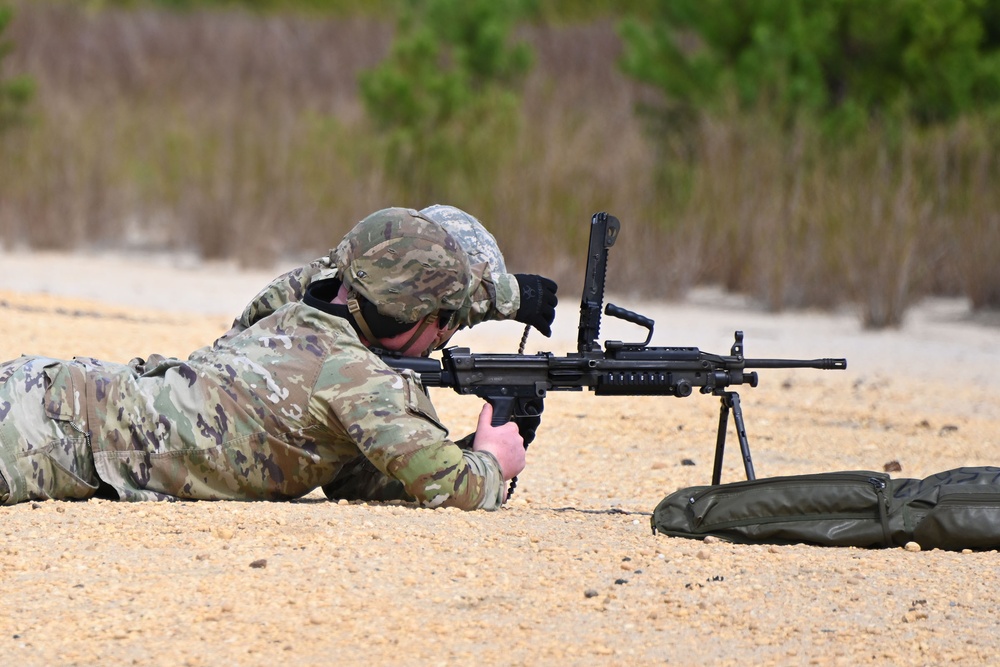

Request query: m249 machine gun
[{"left": 385, "top": 213, "right": 846, "bottom": 488}]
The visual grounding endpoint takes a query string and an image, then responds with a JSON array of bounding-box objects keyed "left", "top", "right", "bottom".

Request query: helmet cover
[
  {"left": 335, "top": 207, "right": 473, "bottom": 324},
  {"left": 419, "top": 204, "right": 508, "bottom": 275}
]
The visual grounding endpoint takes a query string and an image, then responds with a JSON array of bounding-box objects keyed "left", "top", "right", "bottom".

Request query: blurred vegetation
[
  {"left": 621, "top": 0, "right": 1000, "bottom": 131},
  {"left": 90, "top": 0, "right": 658, "bottom": 20},
  {"left": 619, "top": 0, "right": 1000, "bottom": 326},
  {"left": 359, "top": 0, "right": 533, "bottom": 204},
  {"left": 0, "top": 2, "right": 32, "bottom": 130},
  {"left": 0, "top": 0, "right": 998, "bottom": 330}
]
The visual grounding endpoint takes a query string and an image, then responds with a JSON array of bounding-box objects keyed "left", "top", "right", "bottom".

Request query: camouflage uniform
[
  {"left": 224, "top": 205, "right": 520, "bottom": 340},
  {"left": 0, "top": 209, "right": 506, "bottom": 509}
]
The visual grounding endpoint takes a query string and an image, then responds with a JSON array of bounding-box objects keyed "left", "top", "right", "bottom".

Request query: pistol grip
[{"left": 488, "top": 396, "right": 516, "bottom": 426}]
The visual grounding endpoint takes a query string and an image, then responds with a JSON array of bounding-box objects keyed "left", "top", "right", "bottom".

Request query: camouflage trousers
[{"left": 0, "top": 356, "right": 102, "bottom": 505}]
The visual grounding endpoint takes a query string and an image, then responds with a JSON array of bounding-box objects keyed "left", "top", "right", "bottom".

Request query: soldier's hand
[
  {"left": 472, "top": 403, "right": 526, "bottom": 482},
  {"left": 513, "top": 274, "right": 558, "bottom": 337}
]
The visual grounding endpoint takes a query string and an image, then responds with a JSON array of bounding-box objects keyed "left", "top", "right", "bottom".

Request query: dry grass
[{"left": 1, "top": 2, "right": 998, "bottom": 324}]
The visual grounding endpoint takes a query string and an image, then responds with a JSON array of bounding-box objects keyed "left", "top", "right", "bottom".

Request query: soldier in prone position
[{"left": 0, "top": 206, "right": 557, "bottom": 510}]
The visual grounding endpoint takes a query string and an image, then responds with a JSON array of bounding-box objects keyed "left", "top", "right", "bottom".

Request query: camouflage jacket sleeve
[
  {"left": 230, "top": 256, "right": 338, "bottom": 334},
  {"left": 459, "top": 263, "right": 520, "bottom": 328},
  {"left": 311, "top": 348, "right": 506, "bottom": 511}
]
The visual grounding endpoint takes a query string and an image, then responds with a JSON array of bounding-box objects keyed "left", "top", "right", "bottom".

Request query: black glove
[{"left": 513, "top": 274, "right": 558, "bottom": 337}]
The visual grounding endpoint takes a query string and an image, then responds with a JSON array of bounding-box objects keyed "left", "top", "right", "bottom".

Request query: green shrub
[
  {"left": 620, "top": 0, "right": 1000, "bottom": 133},
  {"left": 0, "top": 3, "right": 33, "bottom": 131},
  {"left": 358, "top": 0, "right": 533, "bottom": 205}
]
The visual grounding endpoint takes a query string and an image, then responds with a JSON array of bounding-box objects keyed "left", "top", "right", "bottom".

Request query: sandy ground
[{"left": 1, "top": 249, "right": 999, "bottom": 666}]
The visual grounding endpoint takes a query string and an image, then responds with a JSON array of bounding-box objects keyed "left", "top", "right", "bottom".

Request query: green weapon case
[{"left": 652, "top": 467, "right": 1000, "bottom": 550}]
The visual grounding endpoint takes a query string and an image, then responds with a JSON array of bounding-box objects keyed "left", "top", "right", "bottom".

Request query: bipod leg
[
  {"left": 711, "top": 392, "right": 757, "bottom": 484},
  {"left": 728, "top": 392, "right": 756, "bottom": 481},
  {"left": 711, "top": 397, "right": 730, "bottom": 485}
]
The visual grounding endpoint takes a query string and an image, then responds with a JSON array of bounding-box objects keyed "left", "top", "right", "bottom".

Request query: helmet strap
[
  {"left": 397, "top": 316, "right": 436, "bottom": 356},
  {"left": 346, "top": 291, "right": 380, "bottom": 344}
]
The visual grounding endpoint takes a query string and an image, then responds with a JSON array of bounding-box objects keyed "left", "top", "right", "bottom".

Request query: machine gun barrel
[{"left": 745, "top": 358, "right": 847, "bottom": 370}]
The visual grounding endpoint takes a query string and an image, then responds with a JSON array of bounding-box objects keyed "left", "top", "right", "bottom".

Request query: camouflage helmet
[
  {"left": 419, "top": 204, "right": 508, "bottom": 275},
  {"left": 334, "top": 207, "right": 473, "bottom": 324},
  {"left": 419, "top": 204, "right": 520, "bottom": 320}
]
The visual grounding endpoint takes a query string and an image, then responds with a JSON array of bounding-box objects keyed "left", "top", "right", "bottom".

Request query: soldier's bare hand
[{"left": 472, "top": 403, "right": 526, "bottom": 482}]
